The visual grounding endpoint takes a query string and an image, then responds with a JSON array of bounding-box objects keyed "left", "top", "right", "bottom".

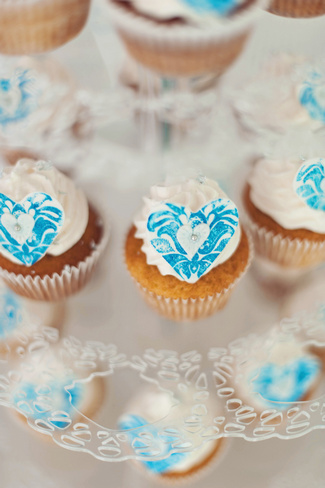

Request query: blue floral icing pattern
[
  {"left": 0, "top": 70, "right": 37, "bottom": 127},
  {"left": 13, "top": 378, "right": 84, "bottom": 429},
  {"left": 147, "top": 199, "right": 239, "bottom": 283},
  {"left": 299, "top": 75, "right": 325, "bottom": 124},
  {"left": 181, "top": 0, "right": 240, "bottom": 15},
  {"left": 0, "top": 192, "right": 64, "bottom": 266},
  {"left": 0, "top": 289, "right": 22, "bottom": 339},
  {"left": 294, "top": 159, "right": 325, "bottom": 212},
  {"left": 119, "top": 414, "right": 187, "bottom": 473},
  {"left": 251, "top": 358, "right": 321, "bottom": 410}
]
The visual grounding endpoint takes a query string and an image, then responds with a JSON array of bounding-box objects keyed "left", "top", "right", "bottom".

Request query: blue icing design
[
  {"left": 0, "top": 192, "right": 64, "bottom": 266},
  {"left": 0, "top": 70, "right": 37, "bottom": 127},
  {"left": 299, "top": 75, "right": 325, "bottom": 124},
  {"left": 181, "top": 0, "right": 240, "bottom": 15},
  {"left": 119, "top": 414, "right": 187, "bottom": 474},
  {"left": 294, "top": 159, "right": 325, "bottom": 212},
  {"left": 0, "top": 289, "right": 22, "bottom": 339},
  {"left": 147, "top": 199, "right": 239, "bottom": 283},
  {"left": 13, "top": 378, "right": 84, "bottom": 429},
  {"left": 250, "top": 358, "right": 321, "bottom": 410}
]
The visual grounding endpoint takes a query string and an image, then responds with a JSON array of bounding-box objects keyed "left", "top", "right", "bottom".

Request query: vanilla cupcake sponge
[{"left": 0, "top": 0, "right": 91, "bottom": 55}]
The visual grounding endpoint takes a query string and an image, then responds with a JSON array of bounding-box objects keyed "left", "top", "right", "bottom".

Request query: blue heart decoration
[
  {"left": 0, "top": 192, "right": 64, "bottom": 266},
  {"left": 299, "top": 75, "right": 325, "bottom": 124},
  {"left": 181, "top": 0, "right": 240, "bottom": 16},
  {"left": 294, "top": 159, "right": 325, "bottom": 212},
  {"left": 119, "top": 414, "right": 186, "bottom": 473},
  {"left": 251, "top": 358, "right": 321, "bottom": 410},
  {"left": 147, "top": 199, "right": 239, "bottom": 283},
  {"left": 0, "top": 69, "right": 36, "bottom": 127}
]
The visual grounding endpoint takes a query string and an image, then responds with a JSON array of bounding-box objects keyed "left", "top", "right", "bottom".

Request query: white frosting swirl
[
  {"left": 0, "top": 159, "right": 88, "bottom": 262},
  {"left": 135, "top": 177, "right": 241, "bottom": 281},
  {"left": 249, "top": 158, "right": 325, "bottom": 233},
  {"left": 125, "top": 0, "right": 245, "bottom": 25}
]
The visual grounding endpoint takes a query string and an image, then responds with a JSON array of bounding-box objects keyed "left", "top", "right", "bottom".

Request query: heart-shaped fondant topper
[
  {"left": 294, "top": 159, "right": 325, "bottom": 212},
  {"left": 0, "top": 69, "right": 36, "bottom": 127},
  {"left": 182, "top": 0, "right": 240, "bottom": 16},
  {"left": 299, "top": 74, "right": 325, "bottom": 124},
  {"left": 147, "top": 199, "right": 239, "bottom": 284},
  {"left": 0, "top": 192, "right": 64, "bottom": 266}
]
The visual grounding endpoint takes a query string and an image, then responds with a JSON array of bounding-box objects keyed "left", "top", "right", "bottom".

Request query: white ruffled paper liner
[
  {"left": 127, "top": 437, "right": 229, "bottom": 486},
  {"left": 107, "top": 0, "right": 268, "bottom": 76},
  {"left": 268, "top": 0, "right": 325, "bottom": 17},
  {"left": 132, "top": 233, "right": 253, "bottom": 322},
  {"left": 243, "top": 212, "right": 325, "bottom": 269},
  {"left": 0, "top": 219, "right": 110, "bottom": 302},
  {"left": 0, "top": 0, "right": 90, "bottom": 55}
]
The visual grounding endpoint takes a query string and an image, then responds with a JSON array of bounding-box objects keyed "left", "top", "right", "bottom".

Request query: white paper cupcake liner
[
  {"left": 244, "top": 213, "right": 325, "bottom": 269},
  {"left": 107, "top": 0, "right": 268, "bottom": 76},
  {"left": 0, "top": 0, "right": 91, "bottom": 55},
  {"left": 132, "top": 233, "right": 253, "bottom": 322},
  {"left": 0, "top": 218, "right": 110, "bottom": 302}
]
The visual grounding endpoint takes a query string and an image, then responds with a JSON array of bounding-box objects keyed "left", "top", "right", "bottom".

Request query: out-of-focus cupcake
[
  {"left": 268, "top": 0, "right": 325, "bottom": 18},
  {"left": 233, "top": 54, "right": 325, "bottom": 142},
  {"left": 243, "top": 157, "right": 325, "bottom": 271},
  {"left": 235, "top": 335, "right": 322, "bottom": 413},
  {"left": 10, "top": 349, "right": 105, "bottom": 440},
  {"left": 107, "top": 0, "right": 266, "bottom": 77},
  {"left": 0, "top": 0, "right": 91, "bottom": 55},
  {"left": 0, "top": 159, "right": 109, "bottom": 301},
  {"left": 118, "top": 386, "right": 226, "bottom": 483},
  {"left": 0, "top": 57, "right": 92, "bottom": 150},
  {"left": 125, "top": 176, "right": 252, "bottom": 321}
]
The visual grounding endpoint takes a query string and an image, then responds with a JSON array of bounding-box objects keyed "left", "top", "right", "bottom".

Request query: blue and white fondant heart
[
  {"left": 299, "top": 74, "right": 325, "bottom": 124},
  {"left": 119, "top": 414, "right": 186, "bottom": 473},
  {"left": 294, "top": 159, "right": 325, "bottom": 212},
  {"left": 181, "top": 0, "right": 241, "bottom": 15},
  {"left": 147, "top": 199, "right": 239, "bottom": 283},
  {"left": 251, "top": 358, "right": 321, "bottom": 410},
  {"left": 0, "top": 70, "right": 37, "bottom": 127},
  {"left": 0, "top": 192, "right": 64, "bottom": 266}
]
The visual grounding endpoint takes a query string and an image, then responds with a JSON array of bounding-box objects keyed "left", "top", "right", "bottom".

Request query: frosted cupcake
[
  {"left": 107, "top": 0, "right": 266, "bottom": 77},
  {"left": 0, "top": 0, "right": 91, "bottom": 55},
  {"left": 0, "top": 159, "right": 109, "bottom": 301},
  {"left": 0, "top": 57, "right": 91, "bottom": 149},
  {"left": 233, "top": 54, "right": 325, "bottom": 140},
  {"left": 235, "top": 336, "right": 322, "bottom": 413},
  {"left": 125, "top": 177, "right": 252, "bottom": 321},
  {"left": 243, "top": 157, "right": 325, "bottom": 270},
  {"left": 10, "top": 349, "right": 105, "bottom": 439},
  {"left": 268, "top": 0, "right": 325, "bottom": 17},
  {"left": 118, "top": 387, "right": 226, "bottom": 482}
]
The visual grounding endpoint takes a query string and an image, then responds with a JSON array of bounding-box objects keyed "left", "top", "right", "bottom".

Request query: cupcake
[
  {"left": 0, "top": 159, "right": 109, "bottom": 301},
  {"left": 268, "top": 0, "right": 325, "bottom": 17},
  {"left": 107, "top": 0, "right": 266, "bottom": 77},
  {"left": 233, "top": 54, "right": 325, "bottom": 140},
  {"left": 243, "top": 157, "right": 325, "bottom": 270},
  {"left": 235, "top": 335, "right": 322, "bottom": 413},
  {"left": 10, "top": 348, "right": 105, "bottom": 439},
  {"left": 125, "top": 177, "right": 252, "bottom": 321},
  {"left": 118, "top": 386, "right": 226, "bottom": 482},
  {"left": 0, "top": 0, "right": 91, "bottom": 55},
  {"left": 0, "top": 57, "right": 91, "bottom": 150}
]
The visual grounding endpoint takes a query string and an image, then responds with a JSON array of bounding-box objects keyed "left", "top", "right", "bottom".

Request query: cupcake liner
[
  {"left": 268, "top": 0, "right": 325, "bottom": 17},
  {"left": 244, "top": 213, "right": 325, "bottom": 269},
  {"left": 107, "top": 0, "right": 268, "bottom": 76},
  {"left": 132, "top": 233, "right": 253, "bottom": 322},
  {"left": 0, "top": 218, "right": 110, "bottom": 302},
  {"left": 0, "top": 0, "right": 91, "bottom": 55}
]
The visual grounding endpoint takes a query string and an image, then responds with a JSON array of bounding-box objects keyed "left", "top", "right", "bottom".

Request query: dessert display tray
[{"left": 1, "top": 1, "right": 325, "bottom": 487}]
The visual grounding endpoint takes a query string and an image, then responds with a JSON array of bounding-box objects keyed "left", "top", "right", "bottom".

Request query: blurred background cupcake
[
  {"left": 106, "top": 0, "right": 267, "bottom": 77},
  {"left": 0, "top": 158, "right": 109, "bottom": 301},
  {"left": 125, "top": 176, "right": 252, "bottom": 321},
  {"left": 0, "top": 0, "right": 91, "bottom": 55},
  {"left": 118, "top": 386, "right": 227, "bottom": 483},
  {"left": 267, "top": 0, "right": 325, "bottom": 18}
]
